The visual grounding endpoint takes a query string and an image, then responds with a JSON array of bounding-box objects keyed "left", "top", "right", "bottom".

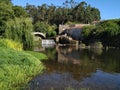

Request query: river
[{"left": 29, "top": 45, "right": 120, "bottom": 90}]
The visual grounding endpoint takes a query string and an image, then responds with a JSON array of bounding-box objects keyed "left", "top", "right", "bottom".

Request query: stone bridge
[
  {"left": 59, "top": 24, "right": 90, "bottom": 34},
  {"left": 32, "top": 32, "right": 46, "bottom": 39}
]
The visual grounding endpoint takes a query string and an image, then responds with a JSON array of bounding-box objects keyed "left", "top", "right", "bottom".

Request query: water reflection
[{"left": 28, "top": 46, "right": 120, "bottom": 90}]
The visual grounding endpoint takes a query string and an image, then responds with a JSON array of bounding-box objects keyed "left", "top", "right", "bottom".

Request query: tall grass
[{"left": 0, "top": 47, "right": 46, "bottom": 90}]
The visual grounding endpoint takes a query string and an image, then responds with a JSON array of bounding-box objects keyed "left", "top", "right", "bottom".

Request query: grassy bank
[{"left": 0, "top": 39, "right": 47, "bottom": 90}]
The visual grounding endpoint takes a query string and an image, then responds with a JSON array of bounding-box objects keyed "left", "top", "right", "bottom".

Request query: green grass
[
  {"left": 0, "top": 47, "right": 47, "bottom": 90},
  {"left": 26, "top": 51, "right": 47, "bottom": 60}
]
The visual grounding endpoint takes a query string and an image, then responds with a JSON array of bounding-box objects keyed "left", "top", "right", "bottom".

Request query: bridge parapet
[{"left": 32, "top": 32, "right": 46, "bottom": 39}]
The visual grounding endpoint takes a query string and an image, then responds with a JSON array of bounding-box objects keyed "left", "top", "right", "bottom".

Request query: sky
[{"left": 12, "top": 0, "right": 120, "bottom": 20}]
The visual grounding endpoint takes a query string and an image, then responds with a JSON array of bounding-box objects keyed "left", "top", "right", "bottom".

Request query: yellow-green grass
[
  {"left": 0, "top": 47, "right": 47, "bottom": 90},
  {"left": 0, "top": 39, "right": 23, "bottom": 51}
]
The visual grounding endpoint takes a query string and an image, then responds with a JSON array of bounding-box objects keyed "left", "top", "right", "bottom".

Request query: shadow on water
[{"left": 28, "top": 45, "right": 120, "bottom": 90}]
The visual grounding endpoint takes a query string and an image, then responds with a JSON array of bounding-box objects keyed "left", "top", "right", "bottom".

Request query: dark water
[{"left": 29, "top": 45, "right": 120, "bottom": 90}]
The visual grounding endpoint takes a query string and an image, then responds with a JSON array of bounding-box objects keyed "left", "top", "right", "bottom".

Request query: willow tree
[{"left": 5, "top": 17, "right": 33, "bottom": 50}]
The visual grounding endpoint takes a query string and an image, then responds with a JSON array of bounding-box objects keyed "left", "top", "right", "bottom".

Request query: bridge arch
[{"left": 32, "top": 32, "right": 46, "bottom": 39}]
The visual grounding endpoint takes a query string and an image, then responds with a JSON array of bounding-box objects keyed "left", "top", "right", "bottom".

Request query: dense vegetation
[
  {"left": 0, "top": 0, "right": 33, "bottom": 50},
  {"left": 34, "top": 21, "right": 57, "bottom": 37},
  {"left": 26, "top": 0, "right": 100, "bottom": 34},
  {"left": 0, "top": 39, "right": 47, "bottom": 90},
  {"left": 82, "top": 19, "right": 120, "bottom": 47},
  {"left": 26, "top": 0, "right": 100, "bottom": 25}
]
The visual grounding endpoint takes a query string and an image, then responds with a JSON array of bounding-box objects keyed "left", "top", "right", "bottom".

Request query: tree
[
  {"left": 47, "top": 24, "right": 57, "bottom": 37},
  {"left": 81, "top": 19, "right": 120, "bottom": 47},
  {"left": 73, "top": 1, "right": 101, "bottom": 24},
  {"left": 0, "top": 0, "right": 12, "bottom": 4},
  {"left": 13, "top": 6, "right": 28, "bottom": 17},
  {"left": 34, "top": 21, "right": 57, "bottom": 37},
  {"left": 46, "top": 4, "right": 56, "bottom": 24},
  {"left": 0, "top": 1, "right": 14, "bottom": 35},
  {"left": 26, "top": 4, "right": 38, "bottom": 23},
  {"left": 5, "top": 17, "right": 34, "bottom": 50},
  {"left": 34, "top": 21, "right": 48, "bottom": 33},
  {"left": 91, "top": 8, "right": 101, "bottom": 21},
  {"left": 37, "top": 4, "right": 48, "bottom": 22},
  {"left": 96, "top": 21, "right": 120, "bottom": 36},
  {"left": 25, "top": 1, "right": 101, "bottom": 25},
  {"left": 73, "top": 1, "right": 87, "bottom": 22}
]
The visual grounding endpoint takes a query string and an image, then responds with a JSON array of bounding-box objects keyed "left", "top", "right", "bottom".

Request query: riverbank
[{"left": 0, "top": 39, "right": 47, "bottom": 90}]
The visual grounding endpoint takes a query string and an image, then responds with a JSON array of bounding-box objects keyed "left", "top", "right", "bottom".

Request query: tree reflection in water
[{"left": 28, "top": 45, "right": 120, "bottom": 90}]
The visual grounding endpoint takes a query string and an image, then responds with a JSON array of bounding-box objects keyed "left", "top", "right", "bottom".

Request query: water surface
[{"left": 29, "top": 46, "right": 120, "bottom": 90}]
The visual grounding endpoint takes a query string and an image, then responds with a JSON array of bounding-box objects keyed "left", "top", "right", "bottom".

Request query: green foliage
[
  {"left": 82, "top": 19, "right": 120, "bottom": 47},
  {"left": 0, "top": 1, "right": 34, "bottom": 50},
  {"left": 82, "top": 25, "right": 96, "bottom": 37},
  {"left": 13, "top": 5, "right": 28, "bottom": 17},
  {"left": 26, "top": 1, "right": 101, "bottom": 25},
  {"left": 34, "top": 21, "right": 57, "bottom": 37},
  {"left": 73, "top": 1, "right": 101, "bottom": 24},
  {"left": 34, "top": 21, "right": 48, "bottom": 33},
  {"left": 5, "top": 17, "right": 34, "bottom": 50},
  {"left": 47, "top": 24, "right": 57, "bottom": 37},
  {"left": 0, "top": 47, "right": 47, "bottom": 90},
  {"left": 0, "top": 39, "right": 23, "bottom": 51},
  {"left": 0, "top": 1, "right": 14, "bottom": 35},
  {"left": 0, "top": 0, "right": 12, "bottom": 4},
  {"left": 96, "top": 20, "right": 120, "bottom": 36}
]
